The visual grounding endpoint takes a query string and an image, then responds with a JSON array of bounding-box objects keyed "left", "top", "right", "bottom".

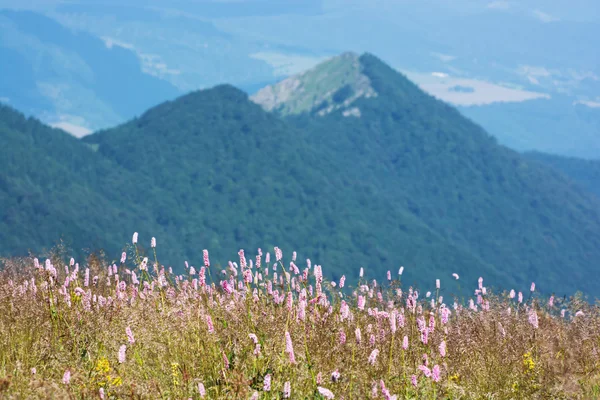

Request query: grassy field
[{"left": 1, "top": 237, "right": 599, "bottom": 399}]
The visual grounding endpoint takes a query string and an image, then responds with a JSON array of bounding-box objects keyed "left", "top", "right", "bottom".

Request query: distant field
[{"left": 1, "top": 240, "right": 599, "bottom": 399}]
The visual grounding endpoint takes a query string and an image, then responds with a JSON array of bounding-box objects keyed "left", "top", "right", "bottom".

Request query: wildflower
[
  {"left": 339, "top": 330, "right": 346, "bottom": 345},
  {"left": 263, "top": 373, "right": 271, "bottom": 391},
  {"left": 283, "top": 381, "right": 291, "bottom": 398},
  {"left": 528, "top": 309, "right": 539, "bottom": 329},
  {"left": 370, "top": 334, "right": 376, "bottom": 346},
  {"left": 275, "top": 247, "right": 283, "bottom": 261},
  {"left": 426, "top": 291, "right": 431, "bottom": 298},
  {"left": 151, "top": 237, "right": 156, "bottom": 248},
  {"left": 99, "top": 388, "right": 105, "bottom": 399},
  {"left": 561, "top": 309, "right": 566, "bottom": 318},
  {"left": 317, "top": 386, "right": 335, "bottom": 399},
  {"left": 368, "top": 349, "right": 379, "bottom": 365},
  {"left": 387, "top": 270, "right": 391, "bottom": 280},
  {"left": 436, "top": 279, "right": 440, "bottom": 289},
  {"left": 359, "top": 267, "right": 364, "bottom": 278},
  {"left": 62, "top": 369, "right": 71, "bottom": 384},
  {"left": 439, "top": 340, "right": 446, "bottom": 357},
  {"left": 411, "top": 375, "right": 418, "bottom": 387},
  {"left": 441, "top": 306, "right": 450, "bottom": 324},
  {"left": 575, "top": 310, "right": 584, "bottom": 317},
  {"left": 402, "top": 335, "right": 409, "bottom": 350},
  {"left": 198, "top": 382, "right": 206, "bottom": 397},
  {"left": 285, "top": 331, "right": 296, "bottom": 364},
  {"left": 452, "top": 273, "right": 459, "bottom": 280},
  {"left": 548, "top": 295, "right": 554, "bottom": 308},
  {"left": 126, "top": 326, "right": 135, "bottom": 344},
  {"left": 530, "top": 282, "right": 535, "bottom": 292},
  {"left": 355, "top": 327, "right": 362, "bottom": 344},
  {"left": 250, "top": 392, "right": 259, "bottom": 400},
  {"left": 339, "top": 275, "right": 346, "bottom": 288},
  {"left": 118, "top": 345, "right": 126, "bottom": 363},
  {"left": 399, "top": 266, "right": 404, "bottom": 275},
  {"left": 432, "top": 365, "right": 441, "bottom": 382},
  {"left": 358, "top": 295, "right": 366, "bottom": 310},
  {"left": 132, "top": 232, "right": 138, "bottom": 244},
  {"left": 523, "top": 352, "right": 535, "bottom": 373},
  {"left": 238, "top": 249, "right": 247, "bottom": 269},
  {"left": 331, "top": 370, "right": 341, "bottom": 382},
  {"left": 206, "top": 315, "right": 215, "bottom": 333},
  {"left": 31, "top": 367, "right": 36, "bottom": 375},
  {"left": 418, "top": 365, "right": 431, "bottom": 377},
  {"left": 222, "top": 351, "right": 229, "bottom": 369},
  {"left": 518, "top": 292, "right": 523, "bottom": 303},
  {"left": 509, "top": 289, "right": 515, "bottom": 298}
]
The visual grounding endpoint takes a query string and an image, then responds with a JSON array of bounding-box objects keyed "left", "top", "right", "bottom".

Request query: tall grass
[{"left": 0, "top": 237, "right": 599, "bottom": 399}]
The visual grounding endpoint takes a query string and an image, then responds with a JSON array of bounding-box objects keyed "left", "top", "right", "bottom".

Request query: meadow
[{"left": 0, "top": 235, "right": 599, "bottom": 399}]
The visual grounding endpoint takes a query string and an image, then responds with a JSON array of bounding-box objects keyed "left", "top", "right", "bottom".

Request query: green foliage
[
  {"left": 2, "top": 52, "right": 600, "bottom": 297},
  {"left": 523, "top": 151, "right": 600, "bottom": 198}
]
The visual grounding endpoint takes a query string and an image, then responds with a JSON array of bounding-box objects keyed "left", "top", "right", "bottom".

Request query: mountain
[
  {"left": 0, "top": 10, "right": 180, "bottom": 133},
  {"left": 3, "top": 51, "right": 600, "bottom": 296},
  {"left": 523, "top": 151, "right": 600, "bottom": 198},
  {"left": 0, "top": 104, "right": 176, "bottom": 260},
  {"left": 82, "top": 84, "right": 500, "bottom": 290},
  {"left": 253, "top": 52, "right": 600, "bottom": 296},
  {"left": 459, "top": 98, "right": 600, "bottom": 160}
]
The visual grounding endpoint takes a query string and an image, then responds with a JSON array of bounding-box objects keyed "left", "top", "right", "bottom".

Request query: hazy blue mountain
[
  {"left": 0, "top": 10, "right": 180, "bottom": 133},
  {"left": 2, "top": 1, "right": 598, "bottom": 157},
  {"left": 523, "top": 151, "right": 600, "bottom": 198},
  {"left": 460, "top": 97, "right": 600, "bottom": 159}
]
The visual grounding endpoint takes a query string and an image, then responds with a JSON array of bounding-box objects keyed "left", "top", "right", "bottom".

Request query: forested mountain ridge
[
  {"left": 255, "top": 53, "right": 600, "bottom": 296},
  {"left": 0, "top": 104, "right": 174, "bottom": 260},
  {"left": 523, "top": 151, "right": 600, "bottom": 198},
  {"left": 2, "top": 52, "right": 600, "bottom": 296}
]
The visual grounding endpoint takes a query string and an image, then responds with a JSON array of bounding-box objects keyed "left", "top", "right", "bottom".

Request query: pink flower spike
[
  {"left": 285, "top": 331, "right": 296, "bottom": 364},
  {"left": 530, "top": 282, "right": 535, "bottom": 292},
  {"left": 283, "top": 381, "right": 291, "bottom": 398},
  {"left": 402, "top": 335, "right": 409, "bottom": 350},
  {"left": 432, "top": 365, "right": 441, "bottom": 382},
  {"left": 62, "top": 369, "right": 71, "bottom": 384},
  {"left": 317, "top": 387, "right": 335, "bottom": 399},
  {"left": 206, "top": 315, "right": 215, "bottom": 334},
  {"left": 118, "top": 345, "right": 126, "bottom": 363},
  {"left": 126, "top": 326, "right": 135, "bottom": 344},
  {"left": 263, "top": 374, "right": 271, "bottom": 391},
  {"left": 439, "top": 340, "right": 446, "bottom": 357},
  {"left": 452, "top": 273, "right": 459, "bottom": 280},
  {"left": 411, "top": 375, "right": 418, "bottom": 387},
  {"left": 368, "top": 349, "right": 379, "bottom": 365},
  {"left": 198, "top": 382, "right": 206, "bottom": 397}
]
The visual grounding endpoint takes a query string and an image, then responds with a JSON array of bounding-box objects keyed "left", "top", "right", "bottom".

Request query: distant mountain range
[
  {"left": 2, "top": 52, "right": 600, "bottom": 297},
  {"left": 1, "top": 5, "right": 599, "bottom": 158},
  {"left": 0, "top": 10, "right": 180, "bottom": 133}
]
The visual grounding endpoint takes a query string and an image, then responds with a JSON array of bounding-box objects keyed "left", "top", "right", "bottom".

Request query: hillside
[
  {"left": 0, "top": 10, "right": 180, "bottom": 133},
  {"left": 0, "top": 104, "right": 175, "bottom": 261},
  {"left": 523, "top": 151, "right": 600, "bottom": 198},
  {"left": 82, "top": 85, "right": 501, "bottom": 289},
  {"left": 3, "top": 52, "right": 600, "bottom": 296},
  {"left": 253, "top": 52, "right": 600, "bottom": 296}
]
